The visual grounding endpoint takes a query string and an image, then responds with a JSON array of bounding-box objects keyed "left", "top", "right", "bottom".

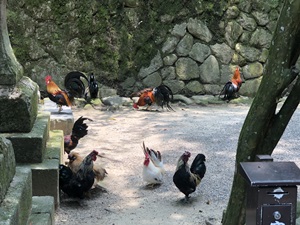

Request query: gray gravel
[{"left": 55, "top": 103, "right": 300, "bottom": 225}]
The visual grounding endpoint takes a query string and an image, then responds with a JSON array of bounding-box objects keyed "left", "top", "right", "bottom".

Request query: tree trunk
[{"left": 222, "top": 0, "right": 300, "bottom": 224}]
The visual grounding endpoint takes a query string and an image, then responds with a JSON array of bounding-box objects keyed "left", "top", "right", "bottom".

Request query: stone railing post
[
  {"left": 0, "top": 0, "right": 38, "bottom": 132},
  {"left": 0, "top": 0, "right": 23, "bottom": 84}
]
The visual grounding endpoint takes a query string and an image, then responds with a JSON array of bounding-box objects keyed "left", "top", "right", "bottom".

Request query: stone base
[
  {"left": 0, "top": 76, "right": 38, "bottom": 133},
  {"left": 3, "top": 112, "right": 50, "bottom": 163},
  {"left": 0, "top": 167, "right": 32, "bottom": 225},
  {"left": 31, "top": 130, "right": 64, "bottom": 208},
  {"left": 0, "top": 137, "right": 15, "bottom": 202},
  {"left": 42, "top": 98, "right": 74, "bottom": 135},
  {"left": 28, "top": 196, "right": 55, "bottom": 225}
]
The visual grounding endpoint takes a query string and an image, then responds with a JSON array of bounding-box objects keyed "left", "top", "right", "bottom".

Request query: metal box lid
[{"left": 239, "top": 162, "right": 300, "bottom": 187}]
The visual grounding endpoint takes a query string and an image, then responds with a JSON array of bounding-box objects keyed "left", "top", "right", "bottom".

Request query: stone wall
[{"left": 7, "top": 0, "right": 282, "bottom": 98}]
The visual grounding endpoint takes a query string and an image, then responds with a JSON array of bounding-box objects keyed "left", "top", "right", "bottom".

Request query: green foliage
[{"left": 7, "top": 0, "right": 228, "bottom": 89}]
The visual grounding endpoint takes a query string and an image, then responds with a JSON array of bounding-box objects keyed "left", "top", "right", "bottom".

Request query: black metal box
[{"left": 239, "top": 162, "right": 300, "bottom": 225}]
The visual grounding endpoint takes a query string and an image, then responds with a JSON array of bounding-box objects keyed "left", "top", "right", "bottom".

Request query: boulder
[
  {"left": 199, "top": 55, "right": 220, "bottom": 84},
  {"left": 189, "top": 43, "right": 211, "bottom": 63},
  {"left": 187, "top": 18, "right": 212, "bottom": 43},
  {"left": 210, "top": 43, "right": 234, "bottom": 64},
  {"left": 175, "top": 57, "right": 199, "bottom": 80}
]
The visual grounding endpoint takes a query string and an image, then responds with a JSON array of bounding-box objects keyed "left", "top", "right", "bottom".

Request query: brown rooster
[
  {"left": 45, "top": 75, "right": 73, "bottom": 112},
  {"left": 64, "top": 116, "right": 93, "bottom": 154},
  {"left": 131, "top": 84, "right": 174, "bottom": 111},
  {"left": 68, "top": 151, "right": 107, "bottom": 186},
  {"left": 173, "top": 151, "right": 206, "bottom": 201}
]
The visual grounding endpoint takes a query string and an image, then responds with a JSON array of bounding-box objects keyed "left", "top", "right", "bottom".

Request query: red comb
[
  {"left": 133, "top": 103, "right": 138, "bottom": 109},
  {"left": 45, "top": 75, "right": 52, "bottom": 81}
]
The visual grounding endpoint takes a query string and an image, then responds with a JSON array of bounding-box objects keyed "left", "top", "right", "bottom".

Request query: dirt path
[{"left": 55, "top": 103, "right": 300, "bottom": 225}]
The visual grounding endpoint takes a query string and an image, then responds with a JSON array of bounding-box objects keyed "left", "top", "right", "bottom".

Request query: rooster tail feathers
[
  {"left": 60, "top": 91, "right": 72, "bottom": 106},
  {"left": 157, "top": 84, "right": 174, "bottom": 99},
  {"left": 142, "top": 141, "right": 148, "bottom": 156},
  {"left": 71, "top": 116, "right": 93, "bottom": 139},
  {"left": 190, "top": 154, "right": 206, "bottom": 179},
  {"left": 142, "top": 142, "right": 162, "bottom": 161},
  {"left": 219, "top": 82, "right": 235, "bottom": 101},
  {"left": 154, "top": 84, "right": 175, "bottom": 111},
  {"left": 65, "top": 71, "right": 89, "bottom": 84},
  {"left": 64, "top": 71, "right": 89, "bottom": 98},
  {"left": 219, "top": 82, "right": 231, "bottom": 96}
]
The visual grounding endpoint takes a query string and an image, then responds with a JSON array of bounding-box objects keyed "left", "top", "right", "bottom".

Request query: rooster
[
  {"left": 59, "top": 150, "right": 98, "bottom": 198},
  {"left": 86, "top": 73, "right": 99, "bottom": 100},
  {"left": 64, "top": 71, "right": 99, "bottom": 101},
  {"left": 131, "top": 84, "right": 174, "bottom": 111},
  {"left": 64, "top": 71, "right": 89, "bottom": 99},
  {"left": 68, "top": 151, "right": 107, "bottom": 185},
  {"left": 64, "top": 116, "right": 93, "bottom": 154},
  {"left": 173, "top": 151, "right": 206, "bottom": 201},
  {"left": 45, "top": 75, "right": 73, "bottom": 112},
  {"left": 142, "top": 142, "right": 165, "bottom": 187},
  {"left": 219, "top": 66, "right": 242, "bottom": 101}
]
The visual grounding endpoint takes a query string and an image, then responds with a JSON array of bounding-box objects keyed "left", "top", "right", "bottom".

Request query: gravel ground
[{"left": 55, "top": 102, "right": 300, "bottom": 225}]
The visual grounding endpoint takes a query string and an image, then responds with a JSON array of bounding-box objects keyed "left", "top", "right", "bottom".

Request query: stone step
[
  {"left": 42, "top": 98, "right": 74, "bottom": 135},
  {"left": 3, "top": 112, "right": 50, "bottom": 163},
  {"left": 30, "top": 130, "right": 64, "bottom": 208},
  {"left": 0, "top": 167, "right": 32, "bottom": 225},
  {"left": 27, "top": 196, "right": 55, "bottom": 225},
  {"left": 0, "top": 137, "right": 16, "bottom": 202}
]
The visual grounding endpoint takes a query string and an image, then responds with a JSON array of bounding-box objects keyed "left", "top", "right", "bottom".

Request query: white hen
[{"left": 142, "top": 142, "right": 164, "bottom": 187}]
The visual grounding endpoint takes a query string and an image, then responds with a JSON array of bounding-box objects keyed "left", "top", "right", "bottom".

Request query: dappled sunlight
[{"left": 56, "top": 104, "right": 300, "bottom": 224}]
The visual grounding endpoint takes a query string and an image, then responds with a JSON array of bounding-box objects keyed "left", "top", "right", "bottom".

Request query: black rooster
[
  {"left": 219, "top": 67, "right": 242, "bottom": 102},
  {"left": 59, "top": 150, "right": 98, "bottom": 198},
  {"left": 173, "top": 151, "right": 206, "bottom": 201},
  {"left": 64, "top": 71, "right": 89, "bottom": 98},
  {"left": 64, "top": 71, "right": 99, "bottom": 101},
  {"left": 131, "top": 84, "right": 174, "bottom": 111},
  {"left": 64, "top": 116, "right": 93, "bottom": 154},
  {"left": 86, "top": 73, "right": 99, "bottom": 100}
]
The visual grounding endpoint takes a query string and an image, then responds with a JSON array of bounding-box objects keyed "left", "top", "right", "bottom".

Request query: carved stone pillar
[
  {"left": 0, "top": 0, "right": 23, "bottom": 84},
  {"left": 0, "top": 0, "right": 38, "bottom": 132}
]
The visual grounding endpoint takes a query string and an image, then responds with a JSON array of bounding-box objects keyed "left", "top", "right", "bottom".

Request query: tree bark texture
[{"left": 222, "top": 0, "right": 300, "bottom": 224}]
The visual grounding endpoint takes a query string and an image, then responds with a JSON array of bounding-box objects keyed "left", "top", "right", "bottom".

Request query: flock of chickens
[{"left": 43, "top": 67, "right": 242, "bottom": 200}]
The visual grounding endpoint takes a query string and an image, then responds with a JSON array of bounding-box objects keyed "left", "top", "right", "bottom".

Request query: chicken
[
  {"left": 64, "top": 116, "right": 93, "bottom": 154},
  {"left": 64, "top": 71, "right": 99, "bottom": 101},
  {"left": 64, "top": 71, "right": 89, "bottom": 98},
  {"left": 45, "top": 75, "right": 73, "bottom": 112},
  {"left": 142, "top": 142, "right": 165, "bottom": 187},
  {"left": 173, "top": 151, "right": 206, "bottom": 201},
  {"left": 219, "top": 66, "right": 242, "bottom": 101},
  {"left": 131, "top": 84, "right": 174, "bottom": 111},
  {"left": 59, "top": 150, "right": 98, "bottom": 198},
  {"left": 68, "top": 151, "right": 107, "bottom": 185},
  {"left": 86, "top": 73, "right": 99, "bottom": 100}
]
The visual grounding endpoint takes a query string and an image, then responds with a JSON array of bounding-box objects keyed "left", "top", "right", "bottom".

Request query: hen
[
  {"left": 219, "top": 66, "right": 242, "bottom": 101},
  {"left": 68, "top": 151, "right": 107, "bottom": 185},
  {"left": 45, "top": 75, "right": 73, "bottom": 112},
  {"left": 59, "top": 150, "right": 98, "bottom": 198},
  {"left": 64, "top": 116, "right": 93, "bottom": 154},
  {"left": 173, "top": 151, "right": 206, "bottom": 201},
  {"left": 142, "top": 142, "right": 165, "bottom": 187},
  {"left": 131, "top": 84, "right": 174, "bottom": 111}
]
